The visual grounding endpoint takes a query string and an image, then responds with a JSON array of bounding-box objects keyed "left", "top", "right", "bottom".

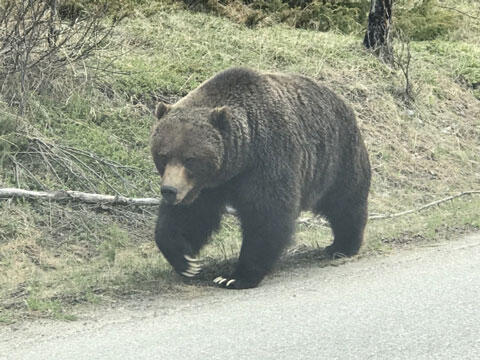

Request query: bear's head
[{"left": 151, "top": 102, "right": 229, "bottom": 205}]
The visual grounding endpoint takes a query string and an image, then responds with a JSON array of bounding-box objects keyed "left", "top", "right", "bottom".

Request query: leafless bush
[
  {"left": 7, "top": 133, "right": 158, "bottom": 195},
  {"left": 0, "top": 0, "right": 119, "bottom": 114},
  {"left": 392, "top": 28, "right": 416, "bottom": 103}
]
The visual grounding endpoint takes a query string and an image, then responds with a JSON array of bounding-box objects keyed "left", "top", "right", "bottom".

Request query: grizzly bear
[{"left": 151, "top": 67, "right": 371, "bottom": 289}]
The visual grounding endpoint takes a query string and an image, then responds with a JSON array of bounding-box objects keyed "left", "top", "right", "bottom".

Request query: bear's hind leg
[
  {"left": 322, "top": 199, "right": 368, "bottom": 258},
  {"left": 214, "top": 203, "right": 295, "bottom": 289}
]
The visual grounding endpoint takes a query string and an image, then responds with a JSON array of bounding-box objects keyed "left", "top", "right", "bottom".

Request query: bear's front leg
[
  {"left": 155, "top": 194, "right": 224, "bottom": 278},
  {"left": 214, "top": 201, "right": 296, "bottom": 289},
  {"left": 154, "top": 202, "right": 201, "bottom": 278}
]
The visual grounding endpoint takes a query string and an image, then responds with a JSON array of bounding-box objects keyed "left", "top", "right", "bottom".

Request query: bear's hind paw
[{"left": 180, "top": 255, "right": 202, "bottom": 277}]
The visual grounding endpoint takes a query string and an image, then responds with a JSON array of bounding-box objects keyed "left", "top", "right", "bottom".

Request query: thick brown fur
[{"left": 151, "top": 67, "right": 371, "bottom": 289}]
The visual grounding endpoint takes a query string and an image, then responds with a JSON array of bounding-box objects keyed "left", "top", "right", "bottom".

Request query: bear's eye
[
  {"left": 184, "top": 158, "right": 196, "bottom": 169},
  {"left": 154, "top": 154, "right": 168, "bottom": 175}
]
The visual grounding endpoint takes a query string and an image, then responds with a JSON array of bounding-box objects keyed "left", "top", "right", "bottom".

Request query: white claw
[
  {"left": 180, "top": 265, "right": 201, "bottom": 278},
  {"left": 188, "top": 263, "right": 202, "bottom": 270},
  {"left": 181, "top": 271, "right": 195, "bottom": 278},
  {"left": 218, "top": 278, "right": 227, "bottom": 285},
  {"left": 184, "top": 255, "right": 201, "bottom": 263},
  {"left": 213, "top": 276, "right": 224, "bottom": 284},
  {"left": 180, "top": 255, "right": 202, "bottom": 278},
  {"left": 226, "top": 279, "right": 236, "bottom": 287},
  {"left": 187, "top": 267, "right": 200, "bottom": 274}
]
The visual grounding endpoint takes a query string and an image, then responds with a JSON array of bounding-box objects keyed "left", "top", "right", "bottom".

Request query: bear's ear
[
  {"left": 155, "top": 102, "right": 172, "bottom": 119},
  {"left": 209, "top": 106, "right": 231, "bottom": 132}
]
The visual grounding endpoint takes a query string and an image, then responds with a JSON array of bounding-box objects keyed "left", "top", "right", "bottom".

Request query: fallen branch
[
  {"left": 368, "top": 191, "right": 480, "bottom": 220},
  {"left": 0, "top": 188, "right": 479, "bottom": 221},
  {"left": 0, "top": 188, "right": 161, "bottom": 206}
]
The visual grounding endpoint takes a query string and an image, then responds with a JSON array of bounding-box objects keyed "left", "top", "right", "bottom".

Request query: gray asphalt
[{"left": 1, "top": 234, "right": 479, "bottom": 360}]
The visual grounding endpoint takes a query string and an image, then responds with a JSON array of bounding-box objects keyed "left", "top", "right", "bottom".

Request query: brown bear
[{"left": 151, "top": 67, "right": 371, "bottom": 289}]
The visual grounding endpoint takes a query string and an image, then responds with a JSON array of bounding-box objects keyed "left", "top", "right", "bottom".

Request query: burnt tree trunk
[{"left": 364, "top": 0, "right": 393, "bottom": 55}]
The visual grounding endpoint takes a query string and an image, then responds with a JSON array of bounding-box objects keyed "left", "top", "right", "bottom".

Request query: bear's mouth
[{"left": 180, "top": 187, "right": 201, "bottom": 205}]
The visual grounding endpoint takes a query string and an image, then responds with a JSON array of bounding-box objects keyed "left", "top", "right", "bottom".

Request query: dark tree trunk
[{"left": 363, "top": 0, "right": 393, "bottom": 50}]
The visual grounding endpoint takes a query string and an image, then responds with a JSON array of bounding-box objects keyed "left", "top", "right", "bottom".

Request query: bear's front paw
[
  {"left": 213, "top": 275, "right": 259, "bottom": 290},
  {"left": 179, "top": 255, "right": 202, "bottom": 278}
]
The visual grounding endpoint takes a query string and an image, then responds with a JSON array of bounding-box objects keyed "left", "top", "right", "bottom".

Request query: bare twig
[
  {"left": 16, "top": 135, "right": 152, "bottom": 195},
  {"left": 434, "top": 4, "right": 480, "bottom": 20},
  {"left": 369, "top": 191, "right": 480, "bottom": 220},
  {"left": 58, "top": 144, "right": 146, "bottom": 172},
  {"left": 7, "top": 155, "right": 45, "bottom": 189},
  {"left": 392, "top": 28, "right": 415, "bottom": 102}
]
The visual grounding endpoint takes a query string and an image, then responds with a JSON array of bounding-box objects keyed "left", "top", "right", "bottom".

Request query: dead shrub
[{"left": 0, "top": 0, "right": 120, "bottom": 114}]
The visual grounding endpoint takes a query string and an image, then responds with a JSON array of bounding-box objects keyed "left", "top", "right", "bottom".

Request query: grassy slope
[{"left": 1, "top": 1, "right": 479, "bottom": 322}]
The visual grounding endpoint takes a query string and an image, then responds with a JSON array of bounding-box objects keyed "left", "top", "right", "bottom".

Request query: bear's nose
[{"left": 161, "top": 185, "right": 178, "bottom": 204}]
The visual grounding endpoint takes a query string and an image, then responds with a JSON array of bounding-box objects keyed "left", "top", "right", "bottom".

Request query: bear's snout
[
  {"left": 161, "top": 163, "right": 194, "bottom": 204},
  {"left": 161, "top": 185, "right": 178, "bottom": 204}
]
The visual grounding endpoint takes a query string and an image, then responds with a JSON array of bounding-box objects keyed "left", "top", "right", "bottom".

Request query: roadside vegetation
[{"left": 0, "top": 0, "right": 479, "bottom": 323}]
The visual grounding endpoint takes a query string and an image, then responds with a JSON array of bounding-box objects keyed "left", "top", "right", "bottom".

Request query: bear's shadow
[{"left": 180, "top": 246, "right": 348, "bottom": 287}]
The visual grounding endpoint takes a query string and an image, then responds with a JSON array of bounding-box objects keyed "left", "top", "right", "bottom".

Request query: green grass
[
  {"left": 1, "top": 0, "right": 479, "bottom": 323},
  {"left": 110, "top": 8, "right": 380, "bottom": 99},
  {"left": 24, "top": 297, "right": 77, "bottom": 321},
  {"left": 413, "top": 40, "right": 480, "bottom": 90}
]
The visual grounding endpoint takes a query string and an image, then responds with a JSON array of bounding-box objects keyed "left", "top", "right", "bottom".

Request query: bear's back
[{"left": 176, "top": 67, "right": 265, "bottom": 109}]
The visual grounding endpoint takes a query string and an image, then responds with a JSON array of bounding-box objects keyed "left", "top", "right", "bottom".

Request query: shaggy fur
[{"left": 151, "top": 67, "right": 371, "bottom": 289}]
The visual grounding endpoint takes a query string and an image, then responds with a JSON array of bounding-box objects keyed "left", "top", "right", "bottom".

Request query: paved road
[{"left": 1, "top": 234, "right": 479, "bottom": 360}]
